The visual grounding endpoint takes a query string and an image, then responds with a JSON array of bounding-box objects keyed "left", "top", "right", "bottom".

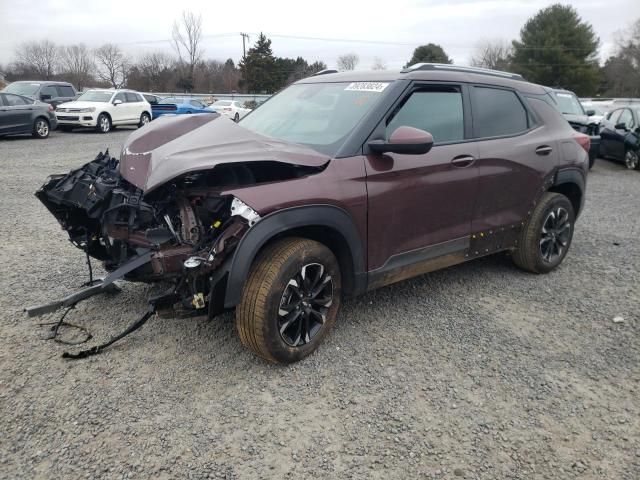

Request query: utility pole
[{"left": 240, "top": 33, "right": 249, "bottom": 59}]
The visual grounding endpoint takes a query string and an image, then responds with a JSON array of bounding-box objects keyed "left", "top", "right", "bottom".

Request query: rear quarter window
[{"left": 471, "top": 86, "right": 529, "bottom": 138}]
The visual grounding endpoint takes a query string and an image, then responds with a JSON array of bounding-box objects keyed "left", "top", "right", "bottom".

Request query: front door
[{"left": 365, "top": 84, "right": 478, "bottom": 273}]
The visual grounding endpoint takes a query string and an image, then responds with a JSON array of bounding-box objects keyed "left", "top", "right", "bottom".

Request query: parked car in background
[
  {"left": 2, "top": 81, "right": 78, "bottom": 108},
  {"left": 143, "top": 93, "right": 162, "bottom": 105},
  {"left": 548, "top": 88, "right": 600, "bottom": 169},
  {"left": 211, "top": 99, "right": 251, "bottom": 121},
  {"left": 580, "top": 101, "right": 607, "bottom": 124},
  {"left": 0, "top": 93, "right": 57, "bottom": 139},
  {"left": 36, "top": 64, "right": 589, "bottom": 363},
  {"left": 599, "top": 106, "right": 640, "bottom": 170},
  {"left": 56, "top": 89, "right": 151, "bottom": 133},
  {"left": 151, "top": 97, "right": 216, "bottom": 119}
]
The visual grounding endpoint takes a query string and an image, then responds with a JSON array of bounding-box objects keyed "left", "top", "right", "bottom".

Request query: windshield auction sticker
[{"left": 345, "top": 82, "right": 390, "bottom": 92}]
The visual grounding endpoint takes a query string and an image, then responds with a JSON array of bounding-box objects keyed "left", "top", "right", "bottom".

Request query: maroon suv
[{"left": 35, "top": 64, "right": 589, "bottom": 363}]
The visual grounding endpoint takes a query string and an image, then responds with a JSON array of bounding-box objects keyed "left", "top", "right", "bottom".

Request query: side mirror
[
  {"left": 368, "top": 126, "right": 434, "bottom": 155},
  {"left": 615, "top": 122, "right": 627, "bottom": 130},
  {"left": 586, "top": 109, "right": 596, "bottom": 116},
  {"left": 113, "top": 99, "right": 123, "bottom": 106},
  {"left": 40, "top": 94, "right": 52, "bottom": 101}
]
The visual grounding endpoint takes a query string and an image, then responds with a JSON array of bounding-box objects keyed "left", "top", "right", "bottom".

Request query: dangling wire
[{"left": 37, "top": 305, "right": 93, "bottom": 346}]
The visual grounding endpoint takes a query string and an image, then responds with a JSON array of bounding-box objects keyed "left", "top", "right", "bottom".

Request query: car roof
[
  {"left": 296, "top": 64, "right": 547, "bottom": 95},
  {"left": 11, "top": 80, "right": 73, "bottom": 86}
]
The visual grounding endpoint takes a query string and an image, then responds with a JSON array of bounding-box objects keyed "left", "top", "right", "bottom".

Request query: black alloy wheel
[{"left": 278, "top": 263, "right": 334, "bottom": 347}]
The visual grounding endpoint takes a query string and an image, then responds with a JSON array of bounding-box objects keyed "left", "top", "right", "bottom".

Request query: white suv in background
[{"left": 56, "top": 89, "right": 151, "bottom": 133}]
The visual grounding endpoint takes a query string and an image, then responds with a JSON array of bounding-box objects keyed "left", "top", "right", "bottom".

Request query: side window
[
  {"left": 617, "top": 109, "right": 633, "bottom": 128},
  {"left": 189, "top": 100, "right": 203, "bottom": 108},
  {"left": 607, "top": 109, "right": 621, "bottom": 123},
  {"left": 386, "top": 87, "right": 464, "bottom": 144},
  {"left": 4, "top": 94, "right": 30, "bottom": 106},
  {"left": 472, "top": 87, "right": 529, "bottom": 138},
  {"left": 114, "top": 92, "right": 126, "bottom": 103},
  {"left": 125, "top": 92, "right": 139, "bottom": 103},
  {"left": 57, "top": 85, "right": 75, "bottom": 97},
  {"left": 41, "top": 85, "right": 58, "bottom": 98}
]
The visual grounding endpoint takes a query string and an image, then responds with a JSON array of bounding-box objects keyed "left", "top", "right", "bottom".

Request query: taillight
[
  {"left": 48, "top": 104, "right": 54, "bottom": 112},
  {"left": 573, "top": 132, "right": 590, "bottom": 153}
]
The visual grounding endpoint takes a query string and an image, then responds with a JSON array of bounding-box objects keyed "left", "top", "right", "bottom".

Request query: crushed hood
[{"left": 119, "top": 114, "right": 330, "bottom": 193}]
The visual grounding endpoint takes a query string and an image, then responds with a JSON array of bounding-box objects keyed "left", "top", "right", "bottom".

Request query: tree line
[{"left": 1, "top": 5, "right": 639, "bottom": 97}]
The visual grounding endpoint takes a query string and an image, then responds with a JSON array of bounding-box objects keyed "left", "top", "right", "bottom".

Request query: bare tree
[
  {"left": 94, "top": 43, "right": 129, "bottom": 88},
  {"left": 14, "top": 40, "right": 60, "bottom": 79},
  {"left": 337, "top": 53, "right": 359, "bottom": 71},
  {"left": 371, "top": 56, "right": 387, "bottom": 70},
  {"left": 172, "top": 11, "right": 204, "bottom": 88},
  {"left": 470, "top": 39, "right": 512, "bottom": 70},
  {"left": 60, "top": 44, "right": 94, "bottom": 89},
  {"left": 138, "top": 52, "right": 176, "bottom": 91}
]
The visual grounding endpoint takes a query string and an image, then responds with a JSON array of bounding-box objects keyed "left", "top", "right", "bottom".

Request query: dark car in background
[
  {"left": 2, "top": 81, "right": 78, "bottom": 109},
  {"left": 36, "top": 64, "right": 589, "bottom": 362},
  {"left": 151, "top": 97, "right": 215, "bottom": 119},
  {"left": 0, "top": 93, "right": 57, "bottom": 138},
  {"left": 549, "top": 88, "right": 600, "bottom": 169},
  {"left": 599, "top": 106, "right": 640, "bottom": 170}
]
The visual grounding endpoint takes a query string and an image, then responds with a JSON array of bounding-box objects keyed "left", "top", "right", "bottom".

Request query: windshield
[
  {"left": 553, "top": 92, "right": 585, "bottom": 116},
  {"left": 77, "top": 90, "right": 114, "bottom": 102},
  {"left": 4, "top": 82, "right": 41, "bottom": 96},
  {"left": 240, "top": 82, "right": 388, "bottom": 155}
]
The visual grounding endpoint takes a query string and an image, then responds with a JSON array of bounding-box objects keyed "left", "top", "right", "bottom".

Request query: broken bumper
[{"left": 36, "top": 150, "right": 259, "bottom": 316}]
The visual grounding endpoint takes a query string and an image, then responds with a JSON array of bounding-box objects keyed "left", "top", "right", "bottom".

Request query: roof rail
[
  {"left": 401, "top": 63, "right": 524, "bottom": 81},
  {"left": 312, "top": 69, "right": 339, "bottom": 76}
]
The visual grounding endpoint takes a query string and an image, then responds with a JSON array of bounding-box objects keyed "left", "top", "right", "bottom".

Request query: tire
[
  {"left": 588, "top": 154, "right": 596, "bottom": 170},
  {"left": 624, "top": 148, "right": 639, "bottom": 170},
  {"left": 512, "top": 192, "right": 575, "bottom": 274},
  {"left": 96, "top": 113, "right": 111, "bottom": 134},
  {"left": 234, "top": 113, "right": 240, "bottom": 122},
  {"left": 138, "top": 112, "right": 151, "bottom": 128},
  {"left": 32, "top": 118, "right": 50, "bottom": 139},
  {"left": 236, "top": 237, "right": 342, "bottom": 364}
]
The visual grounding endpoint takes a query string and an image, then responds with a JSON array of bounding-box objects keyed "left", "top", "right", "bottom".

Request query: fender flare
[
  {"left": 553, "top": 167, "right": 586, "bottom": 216},
  {"left": 222, "top": 204, "right": 365, "bottom": 308}
]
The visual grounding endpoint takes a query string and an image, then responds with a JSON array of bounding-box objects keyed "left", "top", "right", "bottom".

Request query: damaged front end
[{"left": 36, "top": 149, "right": 260, "bottom": 318}]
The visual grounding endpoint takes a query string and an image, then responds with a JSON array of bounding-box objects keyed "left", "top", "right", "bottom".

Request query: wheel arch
[
  {"left": 549, "top": 168, "right": 585, "bottom": 217},
  {"left": 222, "top": 205, "right": 366, "bottom": 309}
]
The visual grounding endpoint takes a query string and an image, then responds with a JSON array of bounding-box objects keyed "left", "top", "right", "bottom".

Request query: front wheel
[
  {"left": 624, "top": 148, "right": 639, "bottom": 170},
  {"left": 96, "top": 113, "right": 111, "bottom": 134},
  {"left": 512, "top": 192, "right": 575, "bottom": 274},
  {"left": 236, "top": 238, "right": 342, "bottom": 363},
  {"left": 138, "top": 112, "right": 151, "bottom": 128},
  {"left": 32, "top": 118, "right": 50, "bottom": 139}
]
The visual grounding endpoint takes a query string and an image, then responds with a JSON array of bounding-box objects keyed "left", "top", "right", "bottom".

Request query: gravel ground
[{"left": 0, "top": 129, "right": 639, "bottom": 480}]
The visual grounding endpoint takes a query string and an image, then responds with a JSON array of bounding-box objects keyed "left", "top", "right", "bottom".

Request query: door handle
[
  {"left": 535, "top": 145, "right": 553, "bottom": 156},
  {"left": 451, "top": 155, "right": 476, "bottom": 168}
]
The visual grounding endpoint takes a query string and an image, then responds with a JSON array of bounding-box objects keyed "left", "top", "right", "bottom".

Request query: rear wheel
[
  {"left": 32, "top": 118, "right": 50, "bottom": 139},
  {"left": 96, "top": 113, "right": 111, "bottom": 133},
  {"left": 138, "top": 112, "right": 151, "bottom": 127},
  {"left": 512, "top": 192, "right": 575, "bottom": 274},
  {"left": 624, "top": 148, "right": 639, "bottom": 170},
  {"left": 236, "top": 238, "right": 341, "bottom": 363}
]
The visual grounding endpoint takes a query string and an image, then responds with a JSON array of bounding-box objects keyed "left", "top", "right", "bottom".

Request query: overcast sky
[{"left": 0, "top": 0, "right": 638, "bottom": 69}]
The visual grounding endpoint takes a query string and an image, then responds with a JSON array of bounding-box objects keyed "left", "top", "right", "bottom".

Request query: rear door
[
  {"left": 1, "top": 94, "right": 34, "bottom": 133},
  {"left": 469, "top": 85, "right": 558, "bottom": 233},
  {"left": 125, "top": 92, "right": 143, "bottom": 122},
  {"left": 365, "top": 83, "right": 479, "bottom": 271}
]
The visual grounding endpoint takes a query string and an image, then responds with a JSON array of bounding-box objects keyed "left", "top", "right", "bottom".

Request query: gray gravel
[{"left": 1, "top": 129, "right": 639, "bottom": 480}]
